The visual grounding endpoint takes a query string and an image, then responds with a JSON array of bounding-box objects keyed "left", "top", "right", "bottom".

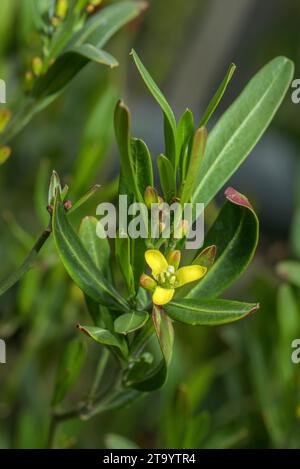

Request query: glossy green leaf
[
  {"left": 276, "top": 260, "right": 300, "bottom": 287},
  {"left": 187, "top": 187, "right": 259, "bottom": 299},
  {"left": 115, "top": 234, "right": 135, "bottom": 295},
  {"left": 77, "top": 324, "right": 128, "bottom": 357},
  {"left": 131, "top": 138, "right": 154, "bottom": 195},
  {"left": 114, "top": 101, "right": 142, "bottom": 202},
  {"left": 198, "top": 63, "right": 236, "bottom": 127},
  {"left": 131, "top": 49, "right": 177, "bottom": 165},
  {"left": 180, "top": 127, "right": 206, "bottom": 203},
  {"left": 157, "top": 154, "right": 176, "bottom": 201},
  {"left": 52, "top": 339, "right": 87, "bottom": 406},
  {"left": 52, "top": 194, "right": 128, "bottom": 311},
  {"left": 193, "top": 56, "right": 294, "bottom": 207},
  {"left": 165, "top": 298, "right": 259, "bottom": 326},
  {"left": 114, "top": 311, "right": 149, "bottom": 335},
  {"left": 79, "top": 216, "right": 110, "bottom": 275},
  {"left": 176, "top": 109, "right": 194, "bottom": 179},
  {"left": 152, "top": 305, "right": 174, "bottom": 366}
]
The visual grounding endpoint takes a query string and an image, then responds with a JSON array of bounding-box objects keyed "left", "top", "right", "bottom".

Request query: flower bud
[
  {"left": 167, "top": 250, "right": 181, "bottom": 269},
  {"left": 144, "top": 186, "right": 158, "bottom": 208},
  {"left": 0, "top": 109, "right": 12, "bottom": 133},
  {"left": 55, "top": 0, "right": 68, "bottom": 18},
  {"left": 140, "top": 274, "right": 156, "bottom": 291},
  {"left": 32, "top": 57, "right": 43, "bottom": 76},
  {"left": 24, "top": 71, "right": 34, "bottom": 91},
  {"left": 0, "top": 146, "right": 11, "bottom": 165},
  {"left": 86, "top": 0, "right": 102, "bottom": 13},
  {"left": 174, "top": 219, "right": 189, "bottom": 239},
  {"left": 48, "top": 170, "right": 61, "bottom": 205}
]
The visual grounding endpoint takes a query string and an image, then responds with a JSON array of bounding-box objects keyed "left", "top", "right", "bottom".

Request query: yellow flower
[{"left": 140, "top": 249, "right": 207, "bottom": 306}]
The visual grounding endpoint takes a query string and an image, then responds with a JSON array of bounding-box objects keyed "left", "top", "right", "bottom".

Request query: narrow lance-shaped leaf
[
  {"left": 52, "top": 193, "right": 129, "bottom": 311},
  {"left": 114, "top": 101, "right": 143, "bottom": 202},
  {"left": 131, "top": 49, "right": 177, "bottom": 165},
  {"left": 193, "top": 56, "right": 294, "bottom": 207},
  {"left": 131, "top": 138, "right": 154, "bottom": 195},
  {"left": 70, "top": 1, "right": 147, "bottom": 49},
  {"left": 33, "top": 46, "right": 118, "bottom": 99},
  {"left": 186, "top": 187, "right": 259, "bottom": 300},
  {"left": 198, "top": 63, "right": 236, "bottom": 127},
  {"left": 128, "top": 306, "right": 174, "bottom": 392},
  {"left": 157, "top": 154, "right": 176, "bottom": 202},
  {"left": 180, "top": 127, "right": 207, "bottom": 204},
  {"left": 176, "top": 108, "right": 194, "bottom": 179},
  {"left": 165, "top": 298, "right": 259, "bottom": 326}
]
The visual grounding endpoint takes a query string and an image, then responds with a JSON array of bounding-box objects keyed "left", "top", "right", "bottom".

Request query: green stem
[{"left": 88, "top": 349, "right": 109, "bottom": 405}]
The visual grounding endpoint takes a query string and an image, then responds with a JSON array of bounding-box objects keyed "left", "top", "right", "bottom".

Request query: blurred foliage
[{"left": 0, "top": 0, "right": 300, "bottom": 450}]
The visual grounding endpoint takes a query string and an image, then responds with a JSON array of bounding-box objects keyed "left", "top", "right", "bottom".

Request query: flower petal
[
  {"left": 145, "top": 249, "right": 168, "bottom": 276},
  {"left": 176, "top": 265, "right": 207, "bottom": 287},
  {"left": 152, "top": 286, "right": 175, "bottom": 305}
]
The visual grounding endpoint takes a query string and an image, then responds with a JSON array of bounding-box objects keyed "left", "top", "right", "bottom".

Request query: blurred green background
[{"left": 1, "top": 0, "right": 300, "bottom": 449}]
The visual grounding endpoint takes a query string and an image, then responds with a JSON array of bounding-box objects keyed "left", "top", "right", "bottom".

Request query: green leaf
[
  {"left": 193, "top": 56, "right": 294, "bottom": 207},
  {"left": 180, "top": 127, "right": 207, "bottom": 204},
  {"left": 193, "top": 245, "right": 217, "bottom": 270},
  {"left": 131, "top": 49, "right": 177, "bottom": 165},
  {"left": 69, "top": 44, "right": 118, "bottom": 67},
  {"left": 52, "top": 338, "right": 87, "bottom": 406},
  {"left": 187, "top": 187, "right": 259, "bottom": 299},
  {"left": 78, "top": 216, "right": 110, "bottom": 274},
  {"left": 276, "top": 260, "right": 300, "bottom": 287},
  {"left": 115, "top": 234, "right": 135, "bottom": 295},
  {"left": 277, "top": 283, "right": 300, "bottom": 383},
  {"left": 33, "top": 47, "right": 117, "bottom": 99},
  {"left": 68, "top": 185, "right": 101, "bottom": 214},
  {"left": 131, "top": 138, "right": 154, "bottom": 195},
  {"left": 114, "top": 100, "right": 142, "bottom": 202},
  {"left": 70, "top": 1, "right": 146, "bottom": 49},
  {"left": 198, "top": 63, "right": 236, "bottom": 127},
  {"left": 157, "top": 154, "right": 176, "bottom": 202},
  {"left": 52, "top": 194, "right": 128, "bottom": 311},
  {"left": 176, "top": 109, "right": 194, "bottom": 179},
  {"left": 152, "top": 305, "right": 174, "bottom": 366},
  {"left": 165, "top": 298, "right": 259, "bottom": 326},
  {"left": 128, "top": 306, "right": 174, "bottom": 392},
  {"left": 105, "top": 433, "right": 140, "bottom": 450},
  {"left": 114, "top": 311, "right": 149, "bottom": 335},
  {"left": 0, "top": 227, "right": 51, "bottom": 297},
  {"left": 77, "top": 324, "right": 128, "bottom": 357}
]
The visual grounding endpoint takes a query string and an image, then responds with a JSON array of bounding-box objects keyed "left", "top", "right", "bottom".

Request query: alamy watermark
[
  {"left": 291, "top": 79, "right": 300, "bottom": 104},
  {"left": 0, "top": 339, "right": 6, "bottom": 364},
  {"left": 291, "top": 339, "right": 300, "bottom": 364},
  {"left": 0, "top": 79, "right": 6, "bottom": 104},
  {"left": 95, "top": 196, "right": 204, "bottom": 249}
]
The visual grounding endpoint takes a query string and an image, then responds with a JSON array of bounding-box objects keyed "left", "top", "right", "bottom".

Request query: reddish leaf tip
[{"left": 225, "top": 187, "right": 253, "bottom": 210}]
